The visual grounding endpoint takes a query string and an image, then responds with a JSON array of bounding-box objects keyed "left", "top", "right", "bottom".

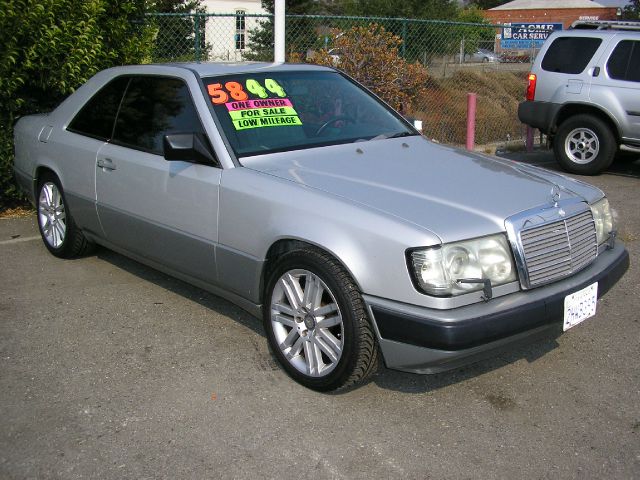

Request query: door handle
[{"left": 97, "top": 158, "right": 116, "bottom": 171}]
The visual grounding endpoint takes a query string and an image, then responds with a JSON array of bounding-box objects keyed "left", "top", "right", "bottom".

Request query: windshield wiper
[
  {"left": 371, "top": 131, "right": 416, "bottom": 141},
  {"left": 387, "top": 131, "right": 416, "bottom": 139},
  {"left": 354, "top": 131, "right": 417, "bottom": 143}
]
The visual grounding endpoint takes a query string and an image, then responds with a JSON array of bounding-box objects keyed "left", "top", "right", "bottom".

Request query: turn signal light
[{"left": 526, "top": 73, "right": 537, "bottom": 101}]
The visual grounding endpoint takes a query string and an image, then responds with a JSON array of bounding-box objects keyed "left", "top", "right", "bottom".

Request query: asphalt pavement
[{"left": 1, "top": 148, "right": 639, "bottom": 479}]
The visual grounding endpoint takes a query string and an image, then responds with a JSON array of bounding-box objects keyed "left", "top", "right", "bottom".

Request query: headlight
[
  {"left": 409, "top": 234, "right": 517, "bottom": 297},
  {"left": 590, "top": 197, "right": 614, "bottom": 245}
]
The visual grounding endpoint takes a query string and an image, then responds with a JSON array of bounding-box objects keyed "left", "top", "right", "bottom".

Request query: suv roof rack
[{"left": 570, "top": 20, "right": 640, "bottom": 31}]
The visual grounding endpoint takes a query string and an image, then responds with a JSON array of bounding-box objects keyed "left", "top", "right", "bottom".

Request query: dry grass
[
  {"left": 413, "top": 70, "right": 528, "bottom": 145},
  {"left": 0, "top": 206, "right": 35, "bottom": 219}
]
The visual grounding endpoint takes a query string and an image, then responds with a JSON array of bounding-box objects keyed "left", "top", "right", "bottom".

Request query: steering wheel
[{"left": 315, "top": 115, "right": 356, "bottom": 136}]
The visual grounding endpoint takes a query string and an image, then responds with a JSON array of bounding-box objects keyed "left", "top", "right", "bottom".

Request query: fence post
[
  {"left": 401, "top": 20, "right": 407, "bottom": 58},
  {"left": 466, "top": 93, "right": 476, "bottom": 151},
  {"left": 526, "top": 126, "right": 534, "bottom": 152},
  {"left": 274, "top": 0, "right": 285, "bottom": 62},
  {"left": 194, "top": 13, "right": 201, "bottom": 62}
]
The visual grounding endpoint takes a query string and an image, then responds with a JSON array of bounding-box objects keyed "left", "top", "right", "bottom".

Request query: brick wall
[{"left": 484, "top": 7, "right": 619, "bottom": 29}]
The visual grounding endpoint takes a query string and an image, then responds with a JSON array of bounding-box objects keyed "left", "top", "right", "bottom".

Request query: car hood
[{"left": 243, "top": 136, "right": 603, "bottom": 243}]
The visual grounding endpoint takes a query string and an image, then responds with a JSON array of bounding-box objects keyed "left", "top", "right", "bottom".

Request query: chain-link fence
[{"left": 145, "top": 13, "right": 550, "bottom": 147}]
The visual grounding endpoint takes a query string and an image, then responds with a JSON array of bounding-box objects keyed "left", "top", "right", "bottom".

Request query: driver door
[{"left": 95, "top": 75, "right": 221, "bottom": 284}]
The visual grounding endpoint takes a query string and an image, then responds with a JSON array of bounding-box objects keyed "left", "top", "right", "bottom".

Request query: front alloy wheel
[
  {"left": 264, "top": 248, "right": 378, "bottom": 391},
  {"left": 270, "top": 269, "right": 344, "bottom": 377}
]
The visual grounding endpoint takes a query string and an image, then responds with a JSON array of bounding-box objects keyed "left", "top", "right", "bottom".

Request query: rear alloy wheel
[
  {"left": 554, "top": 114, "right": 616, "bottom": 175},
  {"left": 38, "top": 181, "right": 67, "bottom": 250},
  {"left": 37, "top": 173, "right": 93, "bottom": 258},
  {"left": 264, "top": 248, "right": 378, "bottom": 391}
]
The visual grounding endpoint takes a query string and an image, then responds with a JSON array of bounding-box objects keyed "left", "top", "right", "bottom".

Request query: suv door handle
[{"left": 97, "top": 158, "right": 116, "bottom": 171}]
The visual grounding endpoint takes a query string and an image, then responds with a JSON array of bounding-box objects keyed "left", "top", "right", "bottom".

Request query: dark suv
[{"left": 518, "top": 21, "right": 640, "bottom": 175}]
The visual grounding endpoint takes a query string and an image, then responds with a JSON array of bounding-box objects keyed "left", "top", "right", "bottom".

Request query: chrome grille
[{"left": 520, "top": 210, "right": 597, "bottom": 288}]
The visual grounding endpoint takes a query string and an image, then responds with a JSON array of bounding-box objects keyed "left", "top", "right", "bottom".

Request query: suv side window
[
  {"left": 541, "top": 37, "right": 602, "bottom": 74},
  {"left": 607, "top": 40, "right": 640, "bottom": 82},
  {"left": 67, "top": 76, "right": 130, "bottom": 140},
  {"left": 112, "top": 76, "right": 205, "bottom": 155}
]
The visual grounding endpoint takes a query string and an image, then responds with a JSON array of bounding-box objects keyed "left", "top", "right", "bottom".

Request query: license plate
[{"left": 563, "top": 282, "right": 598, "bottom": 331}]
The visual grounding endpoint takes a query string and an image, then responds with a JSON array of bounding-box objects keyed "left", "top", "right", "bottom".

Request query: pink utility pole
[{"left": 466, "top": 93, "right": 476, "bottom": 151}]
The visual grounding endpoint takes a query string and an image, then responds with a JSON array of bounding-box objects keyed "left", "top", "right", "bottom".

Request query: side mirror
[{"left": 163, "top": 133, "right": 218, "bottom": 166}]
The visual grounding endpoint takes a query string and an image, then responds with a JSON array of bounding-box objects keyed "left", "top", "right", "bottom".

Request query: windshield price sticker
[
  {"left": 228, "top": 105, "right": 298, "bottom": 121},
  {"left": 208, "top": 78, "right": 287, "bottom": 105},
  {"left": 225, "top": 98, "right": 302, "bottom": 130},
  {"left": 231, "top": 108, "right": 302, "bottom": 130},
  {"left": 207, "top": 78, "right": 301, "bottom": 130},
  {"left": 563, "top": 282, "right": 598, "bottom": 331},
  {"left": 225, "top": 98, "right": 294, "bottom": 111}
]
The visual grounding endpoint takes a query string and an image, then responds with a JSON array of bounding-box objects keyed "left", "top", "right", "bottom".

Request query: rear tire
[
  {"left": 263, "top": 247, "right": 378, "bottom": 391},
  {"left": 553, "top": 114, "right": 616, "bottom": 175},
  {"left": 36, "top": 173, "right": 94, "bottom": 258}
]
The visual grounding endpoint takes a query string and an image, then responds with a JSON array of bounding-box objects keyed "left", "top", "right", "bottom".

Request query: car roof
[
  {"left": 548, "top": 29, "right": 640, "bottom": 39},
  {"left": 105, "top": 62, "right": 336, "bottom": 78}
]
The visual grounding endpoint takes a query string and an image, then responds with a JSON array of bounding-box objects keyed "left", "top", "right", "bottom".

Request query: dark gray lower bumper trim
[{"left": 366, "top": 244, "right": 629, "bottom": 373}]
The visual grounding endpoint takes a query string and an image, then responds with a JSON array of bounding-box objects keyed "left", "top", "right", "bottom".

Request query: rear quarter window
[
  {"left": 541, "top": 37, "right": 602, "bottom": 74},
  {"left": 607, "top": 40, "right": 640, "bottom": 82},
  {"left": 67, "top": 77, "right": 129, "bottom": 140}
]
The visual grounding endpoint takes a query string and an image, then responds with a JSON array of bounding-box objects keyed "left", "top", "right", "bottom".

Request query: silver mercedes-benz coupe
[{"left": 13, "top": 63, "right": 629, "bottom": 391}]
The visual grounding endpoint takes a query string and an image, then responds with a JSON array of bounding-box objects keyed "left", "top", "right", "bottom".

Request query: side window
[
  {"left": 112, "top": 76, "right": 205, "bottom": 155},
  {"left": 629, "top": 42, "right": 640, "bottom": 82},
  {"left": 541, "top": 37, "right": 602, "bottom": 74},
  {"left": 67, "top": 76, "right": 129, "bottom": 140},
  {"left": 607, "top": 40, "right": 640, "bottom": 82}
]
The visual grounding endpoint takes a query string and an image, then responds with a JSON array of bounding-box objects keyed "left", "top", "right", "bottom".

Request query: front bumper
[{"left": 365, "top": 243, "right": 629, "bottom": 374}]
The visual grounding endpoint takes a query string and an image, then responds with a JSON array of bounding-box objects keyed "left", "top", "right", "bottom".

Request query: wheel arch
[
  {"left": 553, "top": 104, "right": 621, "bottom": 141},
  {"left": 259, "top": 238, "right": 364, "bottom": 307},
  {"left": 33, "top": 165, "right": 61, "bottom": 198}
]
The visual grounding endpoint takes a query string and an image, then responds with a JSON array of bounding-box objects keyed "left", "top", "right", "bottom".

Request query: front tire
[
  {"left": 37, "top": 173, "right": 93, "bottom": 258},
  {"left": 263, "top": 247, "right": 378, "bottom": 391},
  {"left": 553, "top": 114, "right": 616, "bottom": 175}
]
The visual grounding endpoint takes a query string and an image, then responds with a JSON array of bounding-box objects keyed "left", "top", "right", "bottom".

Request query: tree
[
  {"left": 341, "top": 0, "right": 460, "bottom": 20},
  {"left": 0, "top": 0, "right": 156, "bottom": 208},
  {"left": 308, "top": 24, "right": 429, "bottom": 112},
  {"left": 333, "top": 1, "right": 494, "bottom": 63},
  {"left": 244, "top": 0, "right": 340, "bottom": 60},
  {"left": 151, "top": 0, "right": 210, "bottom": 61},
  {"left": 456, "top": 6, "right": 495, "bottom": 57},
  {"left": 470, "top": 0, "right": 508, "bottom": 9},
  {"left": 621, "top": 0, "right": 640, "bottom": 20}
]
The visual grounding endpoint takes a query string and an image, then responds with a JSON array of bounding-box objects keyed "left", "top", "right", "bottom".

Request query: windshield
[{"left": 201, "top": 71, "right": 415, "bottom": 158}]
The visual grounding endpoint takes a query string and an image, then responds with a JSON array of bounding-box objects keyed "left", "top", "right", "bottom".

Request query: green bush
[{"left": 0, "top": 0, "right": 156, "bottom": 209}]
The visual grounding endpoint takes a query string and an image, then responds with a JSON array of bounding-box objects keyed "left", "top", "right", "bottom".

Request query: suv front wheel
[{"left": 553, "top": 114, "right": 616, "bottom": 175}]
